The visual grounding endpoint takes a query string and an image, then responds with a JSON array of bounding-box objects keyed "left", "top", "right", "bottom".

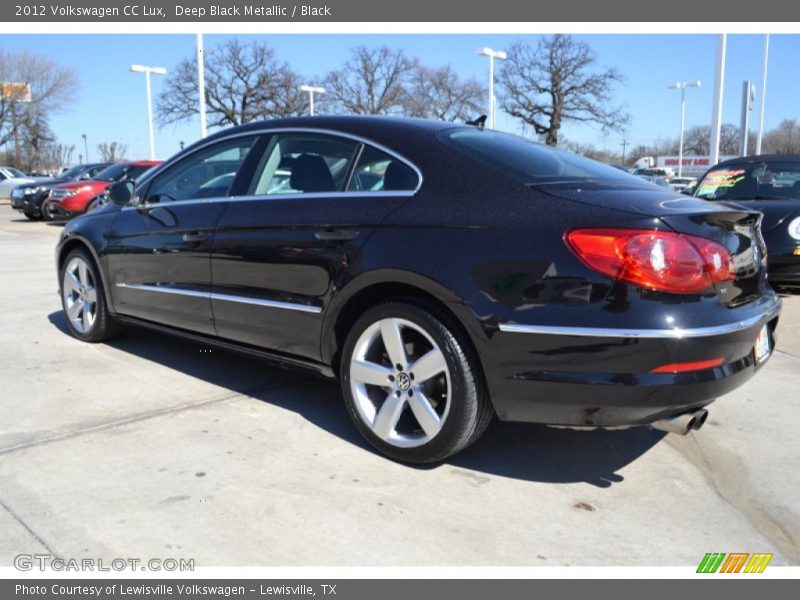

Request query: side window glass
[
  {"left": 347, "top": 145, "right": 419, "bottom": 192},
  {"left": 145, "top": 136, "right": 257, "bottom": 204},
  {"left": 248, "top": 134, "right": 358, "bottom": 195}
]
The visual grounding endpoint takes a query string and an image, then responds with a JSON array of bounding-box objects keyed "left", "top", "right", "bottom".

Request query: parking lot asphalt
[{"left": 0, "top": 207, "right": 798, "bottom": 567}]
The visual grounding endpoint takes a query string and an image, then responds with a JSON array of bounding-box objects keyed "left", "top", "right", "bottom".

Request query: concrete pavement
[{"left": 0, "top": 209, "right": 798, "bottom": 567}]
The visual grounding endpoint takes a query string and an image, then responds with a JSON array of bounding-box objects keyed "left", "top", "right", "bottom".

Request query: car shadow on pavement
[{"left": 48, "top": 310, "right": 665, "bottom": 488}]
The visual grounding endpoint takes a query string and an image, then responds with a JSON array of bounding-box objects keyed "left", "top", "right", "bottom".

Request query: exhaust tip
[
  {"left": 692, "top": 409, "right": 709, "bottom": 430},
  {"left": 650, "top": 409, "right": 709, "bottom": 435}
]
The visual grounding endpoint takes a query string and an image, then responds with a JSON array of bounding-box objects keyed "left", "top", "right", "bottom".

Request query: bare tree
[
  {"left": 682, "top": 123, "right": 741, "bottom": 155},
  {"left": 499, "top": 35, "right": 628, "bottom": 146},
  {"left": 156, "top": 39, "right": 306, "bottom": 128},
  {"left": 0, "top": 48, "right": 77, "bottom": 165},
  {"left": 48, "top": 143, "right": 75, "bottom": 171},
  {"left": 96, "top": 142, "right": 128, "bottom": 162},
  {"left": 323, "top": 46, "right": 417, "bottom": 115},
  {"left": 762, "top": 119, "right": 800, "bottom": 154},
  {"left": 561, "top": 138, "right": 623, "bottom": 164},
  {"left": 403, "top": 65, "right": 486, "bottom": 122}
]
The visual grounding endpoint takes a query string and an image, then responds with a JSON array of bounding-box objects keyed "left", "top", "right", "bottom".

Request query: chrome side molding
[{"left": 115, "top": 282, "right": 322, "bottom": 314}]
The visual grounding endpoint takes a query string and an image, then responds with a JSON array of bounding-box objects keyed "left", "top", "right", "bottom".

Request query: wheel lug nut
[
  {"left": 409, "top": 373, "right": 415, "bottom": 380},
  {"left": 408, "top": 389, "right": 414, "bottom": 397},
  {"left": 396, "top": 364, "right": 403, "bottom": 371},
  {"left": 395, "top": 390, "right": 401, "bottom": 397},
  {"left": 388, "top": 375, "right": 395, "bottom": 382}
]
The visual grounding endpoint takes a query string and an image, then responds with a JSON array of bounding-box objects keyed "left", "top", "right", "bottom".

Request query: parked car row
[{"left": 7, "top": 160, "right": 162, "bottom": 221}]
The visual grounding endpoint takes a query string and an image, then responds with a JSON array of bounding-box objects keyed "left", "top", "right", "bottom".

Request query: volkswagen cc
[{"left": 55, "top": 116, "right": 781, "bottom": 462}]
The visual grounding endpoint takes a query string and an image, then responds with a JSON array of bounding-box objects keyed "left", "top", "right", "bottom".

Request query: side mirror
[{"left": 107, "top": 180, "right": 134, "bottom": 205}]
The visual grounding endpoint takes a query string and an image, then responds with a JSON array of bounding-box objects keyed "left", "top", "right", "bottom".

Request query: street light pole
[
  {"left": 477, "top": 47, "right": 508, "bottom": 129},
  {"left": 709, "top": 34, "right": 727, "bottom": 166},
  {"left": 299, "top": 85, "right": 325, "bottom": 116},
  {"left": 197, "top": 33, "right": 208, "bottom": 139},
  {"left": 668, "top": 81, "right": 701, "bottom": 177},
  {"left": 130, "top": 64, "right": 167, "bottom": 160},
  {"left": 82, "top": 134, "right": 88, "bottom": 164},
  {"left": 756, "top": 34, "right": 770, "bottom": 155}
]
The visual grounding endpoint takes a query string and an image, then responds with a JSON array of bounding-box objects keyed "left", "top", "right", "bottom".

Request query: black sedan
[
  {"left": 692, "top": 155, "right": 800, "bottom": 285},
  {"left": 55, "top": 117, "right": 781, "bottom": 463},
  {"left": 10, "top": 162, "right": 111, "bottom": 220}
]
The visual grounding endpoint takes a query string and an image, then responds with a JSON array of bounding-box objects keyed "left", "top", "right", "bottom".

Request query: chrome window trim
[
  {"left": 131, "top": 126, "right": 423, "bottom": 207},
  {"left": 121, "top": 190, "right": 416, "bottom": 211},
  {"left": 498, "top": 304, "right": 780, "bottom": 339},
  {"left": 115, "top": 283, "right": 322, "bottom": 314}
]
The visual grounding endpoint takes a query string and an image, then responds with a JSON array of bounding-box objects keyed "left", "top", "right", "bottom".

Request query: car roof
[
  {"left": 125, "top": 160, "right": 163, "bottom": 166},
  {"left": 197, "top": 115, "right": 469, "bottom": 151},
  {"left": 715, "top": 154, "right": 800, "bottom": 167}
]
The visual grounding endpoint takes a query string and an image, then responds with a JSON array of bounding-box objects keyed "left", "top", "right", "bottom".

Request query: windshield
[
  {"left": 61, "top": 165, "right": 85, "bottom": 179},
  {"left": 694, "top": 161, "right": 800, "bottom": 200},
  {"left": 92, "top": 163, "right": 130, "bottom": 182},
  {"left": 440, "top": 128, "right": 644, "bottom": 186}
]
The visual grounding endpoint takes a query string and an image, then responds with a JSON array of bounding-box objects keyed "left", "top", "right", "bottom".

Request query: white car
[
  {"left": 0, "top": 166, "right": 48, "bottom": 201},
  {"left": 669, "top": 176, "right": 698, "bottom": 193}
]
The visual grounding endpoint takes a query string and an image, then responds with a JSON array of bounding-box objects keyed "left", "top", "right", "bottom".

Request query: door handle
[
  {"left": 314, "top": 229, "right": 359, "bottom": 241},
  {"left": 182, "top": 231, "right": 210, "bottom": 243}
]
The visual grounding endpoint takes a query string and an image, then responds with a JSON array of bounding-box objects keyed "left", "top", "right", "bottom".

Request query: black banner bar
[
  {"left": 3, "top": 579, "right": 798, "bottom": 600},
  {"left": 3, "top": 0, "right": 800, "bottom": 22}
]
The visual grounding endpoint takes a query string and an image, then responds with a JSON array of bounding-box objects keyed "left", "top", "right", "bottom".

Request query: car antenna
[{"left": 465, "top": 115, "right": 487, "bottom": 129}]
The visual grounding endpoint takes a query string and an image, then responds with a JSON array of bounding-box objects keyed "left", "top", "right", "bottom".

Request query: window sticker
[{"left": 697, "top": 169, "right": 746, "bottom": 196}]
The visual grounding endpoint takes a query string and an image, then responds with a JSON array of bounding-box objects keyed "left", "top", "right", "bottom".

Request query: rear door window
[{"left": 248, "top": 133, "right": 359, "bottom": 196}]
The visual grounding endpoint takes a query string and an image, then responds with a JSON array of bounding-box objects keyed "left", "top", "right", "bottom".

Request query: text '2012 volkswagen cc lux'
[{"left": 56, "top": 116, "right": 781, "bottom": 463}]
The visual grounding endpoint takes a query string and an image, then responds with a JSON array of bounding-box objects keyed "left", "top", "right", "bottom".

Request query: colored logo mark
[{"left": 697, "top": 552, "right": 773, "bottom": 573}]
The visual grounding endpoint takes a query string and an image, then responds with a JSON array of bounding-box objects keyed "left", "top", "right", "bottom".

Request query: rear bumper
[
  {"left": 768, "top": 255, "right": 800, "bottom": 284},
  {"left": 486, "top": 294, "right": 781, "bottom": 427}
]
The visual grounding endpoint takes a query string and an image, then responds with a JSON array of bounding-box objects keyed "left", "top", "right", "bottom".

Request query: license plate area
[{"left": 754, "top": 324, "right": 771, "bottom": 365}]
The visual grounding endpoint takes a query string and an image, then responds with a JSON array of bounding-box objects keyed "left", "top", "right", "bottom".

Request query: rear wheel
[
  {"left": 60, "top": 248, "right": 124, "bottom": 342},
  {"left": 340, "top": 299, "right": 492, "bottom": 463}
]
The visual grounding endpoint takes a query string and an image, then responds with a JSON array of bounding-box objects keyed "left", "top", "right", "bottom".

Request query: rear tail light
[{"left": 564, "top": 228, "right": 735, "bottom": 294}]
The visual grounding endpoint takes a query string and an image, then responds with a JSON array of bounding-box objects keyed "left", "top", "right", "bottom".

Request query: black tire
[
  {"left": 339, "top": 298, "right": 493, "bottom": 463},
  {"left": 59, "top": 247, "right": 125, "bottom": 343},
  {"left": 23, "top": 211, "right": 42, "bottom": 221},
  {"left": 40, "top": 200, "right": 53, "bottom": 221}
]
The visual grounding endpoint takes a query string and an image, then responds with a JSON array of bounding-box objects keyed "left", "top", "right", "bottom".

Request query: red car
[{"left": 44, "top": 160, "right": 162, "bottom": 220}]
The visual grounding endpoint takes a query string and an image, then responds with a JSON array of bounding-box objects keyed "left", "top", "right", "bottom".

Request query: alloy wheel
[
  {"left": 349, "top": 317, "right": 451, "bottom": 448},
  {"left": 62, "top": 256, "right": 98, "bottom": 334}
]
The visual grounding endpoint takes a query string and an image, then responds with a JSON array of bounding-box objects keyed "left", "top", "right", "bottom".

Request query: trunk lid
[{"left": 537, "top": 181, "right": 769, "bottom": 307}]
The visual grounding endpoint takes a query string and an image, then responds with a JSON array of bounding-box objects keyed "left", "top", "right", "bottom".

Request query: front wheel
[
  {"left": 340, "top": 300, "right": 493, "bottom": 463},
  {"left": 60, "top": 248, "right": 124, "bottom": 342},
  {"left": 40, "top": 200, "right": 53, "bottom": 221},
  {"left": 23, "top": 211, "right": 42, "bottom": 221}
]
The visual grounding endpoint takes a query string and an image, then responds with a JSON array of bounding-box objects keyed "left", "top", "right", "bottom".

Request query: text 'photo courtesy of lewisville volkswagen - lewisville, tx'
[{"left": 0, "top": 1, "right": 799, "bottom": 593}]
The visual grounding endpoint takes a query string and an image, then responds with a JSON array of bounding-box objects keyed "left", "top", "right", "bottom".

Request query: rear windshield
[
  {"left": 694, "top": 161, "right": 800, "bottom": 201},
  {"left": 440, "top": 128, "right": 643, "bottom": 186}
]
